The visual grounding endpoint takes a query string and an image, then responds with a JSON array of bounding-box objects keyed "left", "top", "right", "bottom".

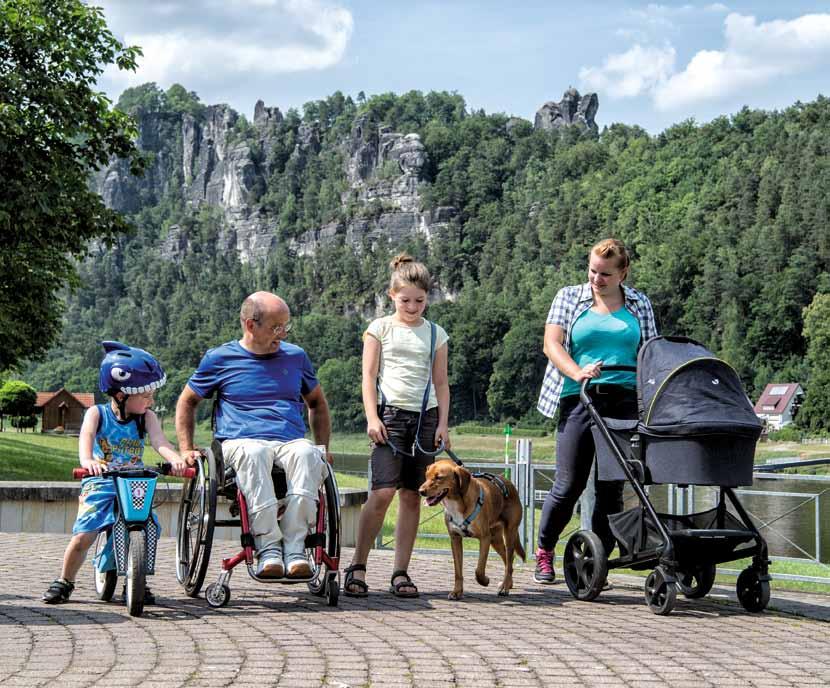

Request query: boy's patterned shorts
[{"left": 72, "top": 476, "right": 117, "bottom": 535}]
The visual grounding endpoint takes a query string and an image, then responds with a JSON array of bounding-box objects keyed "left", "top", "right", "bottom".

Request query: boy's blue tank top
[
  {"left": 561, "top": 308, "right": 641, "bottom": 398},
  {"left": 93, "top": 404, "right": 145, "bottom": 470}
]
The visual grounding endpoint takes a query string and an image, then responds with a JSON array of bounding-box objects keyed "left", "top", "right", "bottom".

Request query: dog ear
[{"left": 454, "top": 465, "right": 471, "bottom": 495}]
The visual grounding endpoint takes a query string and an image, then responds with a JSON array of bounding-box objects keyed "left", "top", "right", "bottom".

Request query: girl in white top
[{"left": 344, "top": 253, "right": 450, "bottom": 598}]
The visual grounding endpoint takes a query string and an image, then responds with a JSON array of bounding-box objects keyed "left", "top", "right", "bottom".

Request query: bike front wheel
[{"left": 125, "top": 530, "right": 147, "bottom": 617}]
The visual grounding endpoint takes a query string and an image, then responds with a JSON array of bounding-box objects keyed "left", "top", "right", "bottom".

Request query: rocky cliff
[{"left": 96, "top": 89, "right": 598, "bottom": 264}]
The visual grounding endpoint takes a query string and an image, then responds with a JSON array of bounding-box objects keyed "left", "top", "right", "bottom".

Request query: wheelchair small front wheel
[
  {"left": 93, "top": 531, "right": 117, "bottom": 601},
  {"left": 326, "top": 571, "right": 340, "bottom": 607},
  {"left": 125, "top": 530, "right": 147, "bottom": 617},
  {"left": 205, "top": 582, "right": 230, "bottom": 608}
]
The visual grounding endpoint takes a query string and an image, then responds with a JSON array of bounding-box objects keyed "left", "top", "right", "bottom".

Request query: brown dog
[{"left": 419, "top": 459, "right": 526, "bottom": 599}]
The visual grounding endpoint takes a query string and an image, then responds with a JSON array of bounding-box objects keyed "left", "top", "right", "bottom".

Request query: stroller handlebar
[{"left": 579, "top": 364, "right": 638, "bottom": 406}]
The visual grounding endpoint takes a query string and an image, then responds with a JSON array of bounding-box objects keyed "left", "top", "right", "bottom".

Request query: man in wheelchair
[{"left": 176, "top": 291, "right": 332, "bottom": 579}]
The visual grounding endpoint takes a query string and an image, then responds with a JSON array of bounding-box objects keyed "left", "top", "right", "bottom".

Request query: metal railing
[{"left": 371, "top": 442, "right": 830, "bottom": 585}]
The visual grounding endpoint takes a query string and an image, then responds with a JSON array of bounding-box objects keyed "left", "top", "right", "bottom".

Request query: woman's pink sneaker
[{"left": 534, "top": 548, "right": 556, "bottom": 584}]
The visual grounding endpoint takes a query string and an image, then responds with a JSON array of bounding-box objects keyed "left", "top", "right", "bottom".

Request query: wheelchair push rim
[{"left": 176, "top": 450, "right": 217, "bottom": 597}]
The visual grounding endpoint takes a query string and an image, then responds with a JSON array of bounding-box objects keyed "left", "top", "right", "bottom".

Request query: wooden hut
[{"left": 35, "top": 389, "right": 95, "bottom": 433}]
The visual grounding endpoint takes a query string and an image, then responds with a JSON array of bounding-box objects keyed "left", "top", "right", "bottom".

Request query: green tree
[
  {"left": 317, "top": 357, "right": 363, "bottom": 432},
  {"left": 0, "top": 0, "right": 144, "bottom": 371},
  {"left": 798, "top": 293, "right": 830, "bottom": 431},
  {"left": 0, "top": 379, "right": 37, "bottom": 432}
]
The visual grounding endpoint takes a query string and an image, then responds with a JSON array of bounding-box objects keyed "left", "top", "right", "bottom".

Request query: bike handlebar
[{"left": 73, "top": 464, "right": 196, "bottom": 480}]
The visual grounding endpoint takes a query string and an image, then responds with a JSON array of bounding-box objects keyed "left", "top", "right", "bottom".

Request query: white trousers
[{"left": 222, "top": 438, "right": 325, "bottom": 561}]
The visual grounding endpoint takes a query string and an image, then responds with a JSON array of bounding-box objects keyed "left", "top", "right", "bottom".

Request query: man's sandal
[
  {"left": 343, "top": 563, "right": 369, "bottom": 598},
  {"left": 389, "top": 569, "right": 419, "bottom": 598}
]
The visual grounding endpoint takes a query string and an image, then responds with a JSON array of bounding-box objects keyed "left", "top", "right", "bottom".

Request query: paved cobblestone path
[{"left": 2, "top": 533, "right": 829, "bottom": 687}]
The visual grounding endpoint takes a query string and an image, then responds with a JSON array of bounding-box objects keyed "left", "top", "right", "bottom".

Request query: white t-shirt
[{"left": 365, "top": 316, "right": 449, "bottom": 413}]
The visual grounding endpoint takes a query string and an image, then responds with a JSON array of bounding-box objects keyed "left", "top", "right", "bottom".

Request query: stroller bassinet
[{"left": 563, "top": 336, "right": 770, "bottom": 616}]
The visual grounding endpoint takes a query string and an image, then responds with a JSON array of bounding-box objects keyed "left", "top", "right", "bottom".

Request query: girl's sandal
[
  {"left": 389, "top": 569, "right": 419, "bottom": 598},
  {"left": 343, "top": 563, "right": 369, "bottom": 598}
]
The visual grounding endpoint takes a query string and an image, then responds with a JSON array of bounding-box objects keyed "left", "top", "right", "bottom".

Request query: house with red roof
[
  {"left": 35, "top": 389, "right": 96, "bottom": 433},
  {"left": 753, "top": 383, "right": 804, "bottom": 430}
]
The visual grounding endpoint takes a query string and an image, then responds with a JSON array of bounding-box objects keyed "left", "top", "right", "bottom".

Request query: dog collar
[{"left": 449, "top": 486, "right": 485, "bottom": 537}]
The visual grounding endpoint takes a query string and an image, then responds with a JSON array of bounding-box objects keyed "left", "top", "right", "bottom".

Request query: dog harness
[{"left": 447, "top": 472, "right": 510, "bottom": 537}]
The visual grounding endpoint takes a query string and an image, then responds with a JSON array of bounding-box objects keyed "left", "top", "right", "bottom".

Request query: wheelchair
[{"left": 175, "top": 440, "right": 341, "bottom": 608}]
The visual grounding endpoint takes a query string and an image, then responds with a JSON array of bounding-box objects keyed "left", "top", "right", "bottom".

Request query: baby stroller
[{"left": 562, "top": 336, "right": 770, "bottom": 616}]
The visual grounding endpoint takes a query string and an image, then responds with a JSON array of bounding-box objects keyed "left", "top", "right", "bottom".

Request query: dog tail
[{"left": 516, "top": 538, "right": 526, "bottom": 562}]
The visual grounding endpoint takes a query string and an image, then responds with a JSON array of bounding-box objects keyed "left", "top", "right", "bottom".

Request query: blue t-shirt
[
  {"left": 93, "top": 404, "right": 145, "bottom": 470},
  {"left": 187, "top": 340, "right": 319, "bottom": 441},
  {"left": 561, "top": 308, "right": 641, "bottom": 397}
]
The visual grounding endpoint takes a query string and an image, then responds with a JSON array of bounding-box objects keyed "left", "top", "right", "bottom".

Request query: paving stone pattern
[{"left": 1, "top": 533, "right": 829, "bottom": 687}]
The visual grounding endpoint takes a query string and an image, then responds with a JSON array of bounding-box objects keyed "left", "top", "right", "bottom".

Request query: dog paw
[
  {"left": 475, "top": 572, "right": 489, "bottom": 587},
  {"left": 448, "top": 590, "right": 463, "bottom": 600}
]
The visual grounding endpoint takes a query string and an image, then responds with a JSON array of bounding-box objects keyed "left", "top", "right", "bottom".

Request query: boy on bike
[{"left": 42, "top": 341, "right": 188, "bottom": 604}]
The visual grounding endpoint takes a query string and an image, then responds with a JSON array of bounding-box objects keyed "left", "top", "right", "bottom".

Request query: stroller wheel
[
  {"left": 563, "top": 531, "right": 608, "bottom": 601},
  {"left": 645, "top": 567, "right": 676, "bottom": 615},
  {"left": 736, "top": 568, "right": 770, "bottom": 613},
  {"left": 677, "top": 563, "right": 716, "bottom": 599}
]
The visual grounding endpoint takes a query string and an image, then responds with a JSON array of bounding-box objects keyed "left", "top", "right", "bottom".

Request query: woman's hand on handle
[
  {"left": 573, "top": 361, "right": 603, "bottom": 383},
  {"left": 435, "top": 424, "right": 451, "bottom": 450}
]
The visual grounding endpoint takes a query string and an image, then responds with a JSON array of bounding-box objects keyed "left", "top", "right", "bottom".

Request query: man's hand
[
  {"left": 435, "top": 424, "right": 451, "bottom": 450},
  {"left": 181, "top": 449, "right": 202, "bottom": 466}
]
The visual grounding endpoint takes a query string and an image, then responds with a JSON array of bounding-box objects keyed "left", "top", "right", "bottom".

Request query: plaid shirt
[{"left": 536, "top": 283, "right": 658, "bottom": 418}]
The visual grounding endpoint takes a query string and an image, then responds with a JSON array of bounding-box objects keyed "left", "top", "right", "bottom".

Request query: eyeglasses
[{"left": 252, "top": 318, "right": 292, "bottom": 335}]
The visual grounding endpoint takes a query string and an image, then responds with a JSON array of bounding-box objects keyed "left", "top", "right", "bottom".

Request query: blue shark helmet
[{"left": 99, "top": 341, "right": 167, "bottom": 397}]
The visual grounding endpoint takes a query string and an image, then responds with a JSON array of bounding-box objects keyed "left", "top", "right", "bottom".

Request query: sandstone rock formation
[{"left": 534, "top": 88, "right": 598, "bottom": 133}]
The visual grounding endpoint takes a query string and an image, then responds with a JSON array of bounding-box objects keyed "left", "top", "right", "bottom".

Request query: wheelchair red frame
[{"left": 175, "top": 441, "right": 341, "bottom": 607}]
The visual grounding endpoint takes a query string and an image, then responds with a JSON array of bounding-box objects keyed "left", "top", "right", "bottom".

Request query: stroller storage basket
[{"left": 609, "top": 505, "right": 756, "bottom": 568}]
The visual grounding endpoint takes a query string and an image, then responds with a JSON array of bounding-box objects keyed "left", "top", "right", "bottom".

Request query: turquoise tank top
[
  {"left": 93, "top": 404, "right": 146, "bottom": 470},
  {"left": 561, "top": 307, "right": 640, "bottom": 398}
]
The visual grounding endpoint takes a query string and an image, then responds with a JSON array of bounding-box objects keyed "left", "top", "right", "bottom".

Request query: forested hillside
[{"left": 24, "top": 85, "right": 830, "bottom": 430}]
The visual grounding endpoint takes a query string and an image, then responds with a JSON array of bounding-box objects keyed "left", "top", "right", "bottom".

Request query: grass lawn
[{"left": 2, "top": 429, "right": 829, "bottom": 594}]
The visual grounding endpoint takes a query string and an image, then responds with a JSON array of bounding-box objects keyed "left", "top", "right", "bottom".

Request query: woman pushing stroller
[{"left": 534, "top": 238, "right": 658, "bottom": 583}]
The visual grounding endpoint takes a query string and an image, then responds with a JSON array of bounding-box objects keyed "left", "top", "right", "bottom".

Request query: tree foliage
[
  {"left": 21, "top": 86, "right": 830, "bottom": 427},
  {"left": 0, "top": 0, "right": 144, "bottom": 370}
]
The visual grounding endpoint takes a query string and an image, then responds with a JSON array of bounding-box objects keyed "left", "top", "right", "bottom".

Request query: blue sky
[{"left": 96, "top": 1, "right": 830, "bottom": 133}]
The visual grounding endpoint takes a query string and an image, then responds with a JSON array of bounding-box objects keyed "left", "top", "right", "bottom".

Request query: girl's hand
[
  {"left": 435, "top": 424, "right": 451, "bottom": 450},
  {"left": 573, "top": 361, "right": 603, "bottom": 382},
  {"left": 81, "top": 457, "right": 104, "bottom": 476},
  {"left": 367, "top": 417, "right": 388, "bottom": 444}
]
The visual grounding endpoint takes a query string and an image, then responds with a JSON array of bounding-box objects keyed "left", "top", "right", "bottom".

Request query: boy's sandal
[
  {"left": 343, "top": 564, "right": 369, "bottom": 598},
  {"left": 389, "top": 569, "right": 419, "bottom": 598}
]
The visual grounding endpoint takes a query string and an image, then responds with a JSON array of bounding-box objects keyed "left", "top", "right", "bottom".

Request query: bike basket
[{"left": 116, "top": 477, "right": 156, "bottom": 522}]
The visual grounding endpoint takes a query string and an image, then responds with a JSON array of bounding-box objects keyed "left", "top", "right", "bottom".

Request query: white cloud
[
  {"left": 580, "top": 44, "right": 676, "bottom": 99},
  {"left": 581, "top": 12, "right": 830, "bottom": 111},
  {"left": 100, "top": 0, "right": 353, "bottom": 90},
  {"left": 655, "top": 13, "right": 830, "bottom": 110}
]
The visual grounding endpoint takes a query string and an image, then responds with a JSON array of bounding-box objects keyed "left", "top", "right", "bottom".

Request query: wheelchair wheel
[
  {"left": 93, "top": 531, "right": 117, "bottom": 601},
  {"left": 125, "top": 530, "right": 146, "bottom": 617},
  {"left": 307, "top": 463, "right": 341, "bottom": 605},
  {"left": 176, "top": 449, "right": 217, "bottom": 597},
  {"left": 205, "top": 582, "right": 231, "bottom": 608}
]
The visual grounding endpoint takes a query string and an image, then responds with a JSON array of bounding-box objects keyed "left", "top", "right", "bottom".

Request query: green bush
[{"left": 768, "top": 425, "right": 805, "bottom": 442}]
